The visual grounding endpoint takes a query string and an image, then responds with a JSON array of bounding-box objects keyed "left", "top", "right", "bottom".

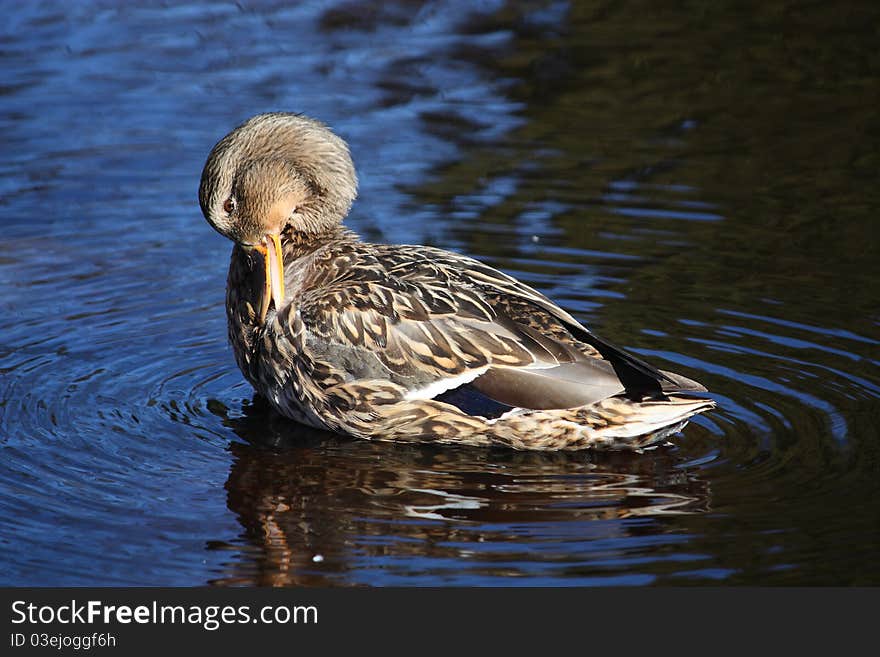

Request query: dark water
[{"left": 1, "top": 1, "right": 878, "bottom": 586}]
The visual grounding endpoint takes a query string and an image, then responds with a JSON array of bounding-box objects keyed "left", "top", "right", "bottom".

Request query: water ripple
[{"left": 2, "top": 0, "right": 879, "bottom": 586}]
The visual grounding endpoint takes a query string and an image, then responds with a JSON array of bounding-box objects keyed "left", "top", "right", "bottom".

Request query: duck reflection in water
[{"left": 206, "top": 397, "right": 710, "bottom": 586}]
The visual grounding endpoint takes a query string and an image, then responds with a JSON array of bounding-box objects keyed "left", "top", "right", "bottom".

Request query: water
[{"left": 1, "top": 1, "right": 878, "bottom": 586}]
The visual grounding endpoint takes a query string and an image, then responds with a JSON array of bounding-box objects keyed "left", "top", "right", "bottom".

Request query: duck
[{"left": 199, "top": 112, "right": 715, "bottom": 451}]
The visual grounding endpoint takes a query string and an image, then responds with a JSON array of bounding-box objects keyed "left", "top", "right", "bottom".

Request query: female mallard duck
[{"left": 199, "top": 113, "right": 715, "bottom": 451}]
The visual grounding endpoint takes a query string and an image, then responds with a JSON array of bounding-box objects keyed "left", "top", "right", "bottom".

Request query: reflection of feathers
[
  {"left": 212, "top": 408, "right": 710, "bottom": 586},
  {"left": 229, "top": 236, "right": 715, "bottom": 450}
]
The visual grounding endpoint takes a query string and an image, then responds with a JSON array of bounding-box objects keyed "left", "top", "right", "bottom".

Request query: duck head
[{"left": 199, "top": 113, "right": 358, "bottom": 322}]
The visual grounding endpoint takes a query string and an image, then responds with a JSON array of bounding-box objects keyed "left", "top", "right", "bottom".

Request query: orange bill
[{"left": 254, "top": 233, "right": 285, "bottom": 324}]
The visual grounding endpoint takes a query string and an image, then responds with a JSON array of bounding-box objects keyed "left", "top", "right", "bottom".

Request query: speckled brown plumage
[{"left": 201, "top": 113, "right": 715, "bottom": 451}]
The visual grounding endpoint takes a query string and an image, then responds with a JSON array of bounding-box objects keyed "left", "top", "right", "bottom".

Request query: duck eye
[{"left": 223, "top": 197, "right": 236, "bottom": 214}]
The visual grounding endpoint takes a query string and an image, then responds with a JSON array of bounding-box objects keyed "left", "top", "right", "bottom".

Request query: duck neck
[
  {"left": 225, "top": 223, "right": 359, "bottom": 386},
  {"left": 281, "top": 224, "right": 358, "bottom": 261}
]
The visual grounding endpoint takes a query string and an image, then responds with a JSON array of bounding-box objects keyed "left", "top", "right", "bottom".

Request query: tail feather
[
  {"left": 658, "top": 369, "right": 708, "bottom": 393},
  {"left": 594, "top": 395, "right": 715, "bottom": 441},
  {"left": 487, "top": 394, "right": 716, "bottom": 450}
]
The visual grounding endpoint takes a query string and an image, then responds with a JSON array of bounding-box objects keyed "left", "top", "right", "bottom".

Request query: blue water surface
[{"left": 1, "top": 1, "right": 878, "bottom": 586}]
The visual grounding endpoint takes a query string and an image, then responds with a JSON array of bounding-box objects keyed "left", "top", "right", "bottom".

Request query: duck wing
[{"left": 293, "top": 245, "right": 682, "bottom": 412}]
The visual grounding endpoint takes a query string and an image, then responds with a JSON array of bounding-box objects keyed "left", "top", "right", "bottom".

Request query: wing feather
[{"left": 293, "top": 244, "right": 678, "bottom": 409}]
